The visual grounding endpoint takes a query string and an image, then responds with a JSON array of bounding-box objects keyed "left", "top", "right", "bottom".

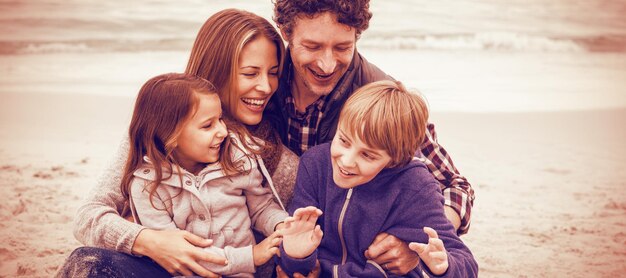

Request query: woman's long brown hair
[{"left": 185, "top": 9, "right": 285, "bottom": 155}]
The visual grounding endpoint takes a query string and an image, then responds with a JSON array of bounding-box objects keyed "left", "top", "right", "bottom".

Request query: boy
[{"left": 276, "top": 80, "right": 478, "bottom": 277}]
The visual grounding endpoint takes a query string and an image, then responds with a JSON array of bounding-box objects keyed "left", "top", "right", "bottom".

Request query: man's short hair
[
  {"left": 337, "top": 80, "right": 430, "bottom": 168},
  {"left": 273, "top": 0, "right": 372, "bottom": 39}
]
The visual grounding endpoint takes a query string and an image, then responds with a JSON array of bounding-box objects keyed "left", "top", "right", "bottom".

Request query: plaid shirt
[
  {"left": 283, "top": 95, "right": 474, "bottom": 234},
  {"left": 418, "top": 123, "right": 474, "bottom": 235},
  {"left": 285, "top": 95, "right": 327, "bottom": 156}
]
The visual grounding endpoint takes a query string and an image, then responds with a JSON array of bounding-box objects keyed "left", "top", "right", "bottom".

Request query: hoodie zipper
[{"left": 338, "top": 188, "right": 353, "bottom": 265}]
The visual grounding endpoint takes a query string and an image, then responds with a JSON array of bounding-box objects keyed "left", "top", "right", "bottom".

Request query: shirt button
[
  {"left": 198, "top": 214, "right": 206, "bottom": 221},
  {"left": 185, "top": 180, "right": 192, "bottom": 186},
  {"left": 142, "top": 169, "right": 150, "bottom": 174}
]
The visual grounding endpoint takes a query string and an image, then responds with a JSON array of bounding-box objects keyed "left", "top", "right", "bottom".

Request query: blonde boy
[{"left": 276, "top": 80, "right": 478, "bottom": 277}]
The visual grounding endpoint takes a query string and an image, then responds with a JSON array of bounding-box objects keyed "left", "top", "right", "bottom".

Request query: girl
[{"left": 124, "top": 73, "right": 288, "bottom": 277}]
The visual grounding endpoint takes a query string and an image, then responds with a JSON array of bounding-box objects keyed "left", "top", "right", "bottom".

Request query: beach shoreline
[{"left": 1, "top": 92, "right": 625, "bottom": 277}]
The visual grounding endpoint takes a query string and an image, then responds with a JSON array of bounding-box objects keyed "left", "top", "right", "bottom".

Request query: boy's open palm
[
  {"left": 408, "top": 227, "right": 449, "bottom": 276},
  {"left": 282, "top": 206, "right": 323, "bottom": 259}
]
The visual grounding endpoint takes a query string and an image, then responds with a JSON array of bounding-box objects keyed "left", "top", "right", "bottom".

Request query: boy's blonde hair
[{"left": 338, "top": 80, "right": 429, "bottom": 168}]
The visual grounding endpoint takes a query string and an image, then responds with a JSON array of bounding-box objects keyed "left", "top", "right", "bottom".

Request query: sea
[{"left": 1, "top": 0, "right": 625, "bottom": 112}]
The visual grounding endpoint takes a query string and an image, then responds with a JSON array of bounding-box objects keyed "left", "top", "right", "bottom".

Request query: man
[{"left": 265, "top": 0, "right": 475, "bottom": 276}]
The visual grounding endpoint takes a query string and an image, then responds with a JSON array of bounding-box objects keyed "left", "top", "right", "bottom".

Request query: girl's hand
[
  {"left": 133, "top": 229, "right": 226, "bottom": 277},
  {"left": 408, "top": 227, "right": 449, "bottom": 276},
  {"left": 253, "top": 230, "right": 283, "bottom": 266},
  {"left": 282, "top": 206, "right": 323, "bottom": 259}
]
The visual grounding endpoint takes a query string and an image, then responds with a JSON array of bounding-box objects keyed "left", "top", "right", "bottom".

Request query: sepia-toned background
[{"left": 1, "top": 0, "right": 625, "bottom": 277}]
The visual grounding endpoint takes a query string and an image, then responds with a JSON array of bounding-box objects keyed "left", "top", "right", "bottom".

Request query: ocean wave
[
  {"left": 0, "top": 39, "right": 194, "bottom": 55},
  {"left": 359, "top": 32, "right": 626, "bottom": 53},
  {"left": 2, "top": 33, "right": 625, "bottom": 55}
]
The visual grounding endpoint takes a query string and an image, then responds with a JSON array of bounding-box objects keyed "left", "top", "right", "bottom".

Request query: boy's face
[{"left": 330, "top": 129, "right": 392, "bottom": 189}]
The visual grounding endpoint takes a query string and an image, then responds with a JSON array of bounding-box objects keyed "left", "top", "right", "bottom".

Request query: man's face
[{"left": 286, "top": 12, "right": 356, "bottom": 98}]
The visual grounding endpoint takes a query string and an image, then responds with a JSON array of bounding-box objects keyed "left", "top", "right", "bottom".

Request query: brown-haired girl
[{"left": 124, "top": 73, "right": 287, "bottom": 277}]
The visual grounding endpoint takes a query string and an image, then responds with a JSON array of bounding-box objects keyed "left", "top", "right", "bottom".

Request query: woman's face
[{"left": 233, "top": 36, "right": 279, "bottom": 125}]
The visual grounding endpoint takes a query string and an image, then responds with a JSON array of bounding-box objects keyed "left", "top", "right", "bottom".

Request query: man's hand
[
  {"left": 132, "top": 229, "right": 226, "bottom": 277},
  {"left": 276, "top": 259, "right": 321, "bottom": 278},
  {"left": 364, "top": 232, "right": 419, "bottom": 275},
  {"left": 409, "top": 227, "right": 449, "bottom": 276}
]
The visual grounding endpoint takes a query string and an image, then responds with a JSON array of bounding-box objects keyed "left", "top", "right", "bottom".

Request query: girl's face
[
  {"left": 330, "top": 128, "right": 392, "bottom": 189},
  {"left": 173, "top": 93, "right": 227, "bottom": 174},
  {"left": 233, "top": 36, "right": 279, "bottom": 125}
]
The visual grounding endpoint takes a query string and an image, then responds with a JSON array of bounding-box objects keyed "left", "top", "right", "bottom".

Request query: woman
[{"left": 57, "top": 9, "right": 298, "bottom": 278}]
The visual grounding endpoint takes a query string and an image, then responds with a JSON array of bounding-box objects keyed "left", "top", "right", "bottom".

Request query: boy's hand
[
  {"left": 408, "top": 227, "right": 449, "bottom": 276},
  {"left": 282, "top": 206, "right": 323, "bottom": 259},
  {"left": 253, "top": 230, "right": 283, "bottom": 266}
]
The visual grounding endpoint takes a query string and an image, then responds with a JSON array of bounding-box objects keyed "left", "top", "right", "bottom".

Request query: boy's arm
[
  {"left": 418, "top": 123, "right": 475, "bottom": 234},
  {"left": 277, "top": 158, "right": 323, "bottom": 276},
  {"left": 385, "top": 183, "right": 479, "bottom": 278}
]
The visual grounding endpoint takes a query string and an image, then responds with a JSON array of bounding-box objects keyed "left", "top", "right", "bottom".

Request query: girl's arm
[{"left": 245, "top": 163, "right": 289, "bottom": 236}]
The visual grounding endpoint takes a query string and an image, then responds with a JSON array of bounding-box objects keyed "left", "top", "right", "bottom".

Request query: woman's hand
[
  {"left": 364, "top": 232, "right": 420, "bottom": 275},
  {"left": 253, "top": 230, "right": 283, "bottom": 266},
  {"left": 281, "top": 206, "right": 323, "bottom": 259},
  {"left": 132, "top": 229, "right": 226, "bottom": 277},
  {"left": 409, "top": 227, "right": 449, "bottom": 276}
]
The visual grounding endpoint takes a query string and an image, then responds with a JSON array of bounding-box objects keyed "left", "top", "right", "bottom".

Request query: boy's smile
[{"left": 330, "top": 129, "right": 391, "bottom": 189}]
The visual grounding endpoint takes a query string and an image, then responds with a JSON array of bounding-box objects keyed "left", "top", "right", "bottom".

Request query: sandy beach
[{"left": 0, "top": 91, "right": 625, "bottom": 277}]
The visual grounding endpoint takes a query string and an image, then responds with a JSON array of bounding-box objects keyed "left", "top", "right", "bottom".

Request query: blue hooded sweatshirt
[{"left": 278, "top": 143, "right": 478, "bottom": 277}]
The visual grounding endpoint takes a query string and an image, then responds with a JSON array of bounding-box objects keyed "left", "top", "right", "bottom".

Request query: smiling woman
[
  {"left": 58, "top": 8, "right": 299, "bottom": 278},
  {"left": 235, "top": 35, "right": 280, "bottom": 125},
  {"left": 186, "top": 9, "right": 285, "bottom": 127}
]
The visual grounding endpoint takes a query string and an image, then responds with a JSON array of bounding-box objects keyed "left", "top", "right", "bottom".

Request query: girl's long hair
[{"left": 120, "top": 73, "right": 246, "bottom": 207}]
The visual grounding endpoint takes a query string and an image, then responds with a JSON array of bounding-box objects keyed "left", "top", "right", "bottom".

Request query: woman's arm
[
  {"left": 73, "top": 136, "right": 225, "bottom": 277},
  {"left": 73, "top": 136, "right": 142, "bottom": 252}
]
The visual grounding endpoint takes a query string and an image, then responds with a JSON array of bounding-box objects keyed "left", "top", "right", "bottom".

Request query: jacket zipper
[{"left": 338, "top": 188, "right": 353, "bottom": 265}]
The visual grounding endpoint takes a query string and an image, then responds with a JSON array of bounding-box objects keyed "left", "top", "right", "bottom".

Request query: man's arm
[{"left": 418, "top": 123, "right": 474, "bottom": 235}]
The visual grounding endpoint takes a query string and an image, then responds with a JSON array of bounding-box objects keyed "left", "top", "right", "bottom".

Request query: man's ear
[{"left": 279, "top": 28, "right": 289, "bottom": 43}]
